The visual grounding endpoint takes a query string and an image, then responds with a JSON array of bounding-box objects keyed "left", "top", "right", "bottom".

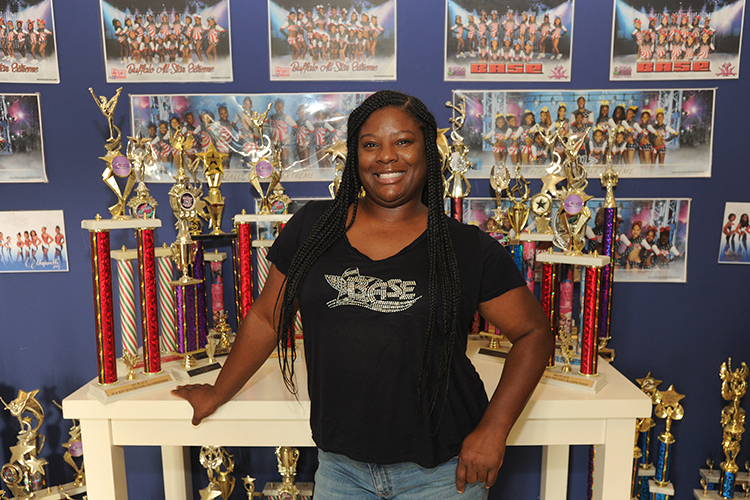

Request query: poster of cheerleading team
[
  {"left": 719, "top": 201, "right": 750, "bottom": 264},
  {"left": 610, "top": 0, "right": 745, "bottom": 81},
  {"left": 0, "top": 210, "right": 68, "bottom": 273},
  {"left": 0, "top": 0, "right": 59, "bottom": 83},
  {"left": 452, "top": 88, "right": 715, "bottom": 179},
  {"left": 268, "top": 0, "right": 396, "bottom": 81},
  {"left": 99, "top": 0, "right": 233, "bottom": 83},
  {"left": 130, "top": 92, "right": 372, "bottom": 183},
  {"left": 0, "top": 94, "right": 47, "bottom": 183},
  {"left": 444, "top": 0, "right": 575, "bottom": 82},
  {"left": 463, "top": 197, "right": 690, "bottom": 283}
]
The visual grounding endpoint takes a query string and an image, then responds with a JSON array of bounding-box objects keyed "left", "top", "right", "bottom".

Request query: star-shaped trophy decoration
[
  {"left": 2, "top": 389, "right": 49, "bottom": 497},
  {"left": 654, "top": 385, "right": 685, "bottom": 430},
  {"left": 636, "top": 372, "right": 663, "bottom": 402},
  {"left": 197, "top": 142, "right": 229, "bottom": 235},
  {"left": 126, "top": 130, "right": 158, "bottom": 219}
]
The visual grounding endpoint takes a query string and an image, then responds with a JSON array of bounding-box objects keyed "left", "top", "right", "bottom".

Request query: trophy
[
  {"left": 558, "top": 324, "right": 578, "bottom": 373},
  {"left": 199, "top": 446, "right": 235, "bottom": 500},
  {"left": 126, "top": 130, "right": 158, "bottom": 219},
  {"left": 263, "top": 446, "right": 315, "bottom": 499},
  {"left": 719, "top": 358, "right": 748, "bottom": 498},
  {"left": 53, "top": 401, "right": 86, "bottom": 489},
  {"left": 444, "top": 96, "right": 471, "bottom": 220},
  {"left": 1, "top": 390, "right": 48, "bottom": 497},
  {"left": 486, "top": 162, "right": 511, "bottom": 234},
  {"left": 243, "top": 476, "right": 263, "bottom": 499},
  {"left": 90, "top": 87, "right": 136, "bottom": 220},
  {"left": 326, "top": 141, "right": 348, "bottom": 198},
  {"left": 197, "top": 142, "right": 230, "bottom": 235},
  {"left": 651, "top": 385, "right": 684, "bottom": 495}
]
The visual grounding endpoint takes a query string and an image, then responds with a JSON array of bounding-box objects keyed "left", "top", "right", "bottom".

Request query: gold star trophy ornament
[
  {"left": 126, "top": 130, "right": 158, "bottom": 219},
  {"left": 652, "top": 385, "right": 685, "bottom": 488},
  {"left": 326, "top": 141, "right": 348, "bottom": 198},
  {"left": 197, "top": 142, "right": 229, "bottom": 235},
  {"left": 90, "top": 87, "right": 136, "bottom": 219},
  {"left": 552, "top": 169, "right": 593, "bottom": 255},
  {"left": 1, "top": 390, "right": 48, "bottom": 497}
]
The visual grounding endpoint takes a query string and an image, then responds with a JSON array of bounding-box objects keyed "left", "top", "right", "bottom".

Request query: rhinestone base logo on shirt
[{"left": 325, "top": 268, "right": 421, "bottom": 313}]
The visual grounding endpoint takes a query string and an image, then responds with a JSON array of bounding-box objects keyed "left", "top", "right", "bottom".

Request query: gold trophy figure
[
  {"left": 652, "top": 385, "right": 685, "bottom": 488},
  {"left": 197, "top": 142, "right": 230, "bottom": 235},
  {"left": 126, "top": 130, "right": 158, "bottom": 219},
  {"left": 1, "top": 390, "right": 48, "bottom": 497},
  {"left": 90, "top": 87, "right": 136, "bottom": 219},
  {"left": 718, "top": 358, "right": 748, "bottom": 497},
  {"left": 506, "top": 166, "right": 531, "bottom": 236},
  {"left": 276, "top": 446, "right": 301, "bottom": 499},
  {"left": 443, "top": 97, "right": 472, "bottom": 200},
  {"left": 53, "top": 401, "right": 86, "bottom": 488},
  {"left": 558, "top": 324, "right": 578, "bottom": 373},
  {"left": 487, "top": 162, "right": 511, "bottom": 233},
  {"left": 243, "top": 476, "right": 263, "bottom": 498}
]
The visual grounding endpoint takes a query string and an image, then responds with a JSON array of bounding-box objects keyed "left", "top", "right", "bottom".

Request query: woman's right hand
[{"left": 171, "top": 384, "right": 222, "bottom": 425}]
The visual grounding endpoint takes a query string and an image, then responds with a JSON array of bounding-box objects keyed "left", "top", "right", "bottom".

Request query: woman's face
[
  {"left": 357, "top": 106, "right": 428, "bottom": 209},
  {"left": 626, "top": 109, "right": 635, "bottom": 120},
  {"left": 525, "top": 114, "right": 534, "bottom": 125},
  {"left": 656, "top": 113, "right": 664, "bottom": 124},
  {"left": 558, "top": 108, "right": 566, "bottom": 119},
  {"left": 632, "top": 224, "right": 641, "bottom": 238},
  {"left": 170, "top": 118, "right": 180, "bottom": 129}
]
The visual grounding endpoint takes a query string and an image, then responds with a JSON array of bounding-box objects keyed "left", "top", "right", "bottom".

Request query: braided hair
[{"left": 275, "top": 90, "right": 463, "bottom": 426}]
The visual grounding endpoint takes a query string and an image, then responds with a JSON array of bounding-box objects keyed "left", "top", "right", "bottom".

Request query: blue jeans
[{"left": 314, "top": 449, "right": 490, "bottom": 500}]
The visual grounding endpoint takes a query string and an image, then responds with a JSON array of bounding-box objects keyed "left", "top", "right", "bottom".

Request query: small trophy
[
  {"left": 1, "top": 390, "right": 48, "bottom": 497},
  {"left": 53, "top": 401, "right": 86, "bottom": 488},
  {"left": 558, "top": 324, "right": 578, "bottom": 373},
  {"left": 326, "top": 141, "right": 348, "bottom": 198},
  {"left": 444, "top": 96, "right": 471, "bottom": 220},
  {"left": 197, "top": 142, "right": 229, "bottom": 235},
  {"left": 263, "top": 446, "right": 313, "bottom": 499},
  {"left": 486, "top": 162, "right": 511, "bottom": 234},
  {"left": 718, "top": 358, "right": 748, "bottom": 498},
  {"left": 199, "top": 446, "right": 235, "bottom": 500},
  {"left": 122, "top": 352, "right": 139, "bottom": 381},
  {"left": 651, "top": 385, "right": 684, "bottom": 493},
  {"left": 90, "top": 87, "right": 136, "bottom": 220},
  {"left": 126, "top": 130, "right": 158, "bottom": 219},
  {"left": 243, "top": 476, "right": 263, "bottom": 499},
  {"left": 506, "top": 166, "right": 531, "bottom": 237}
]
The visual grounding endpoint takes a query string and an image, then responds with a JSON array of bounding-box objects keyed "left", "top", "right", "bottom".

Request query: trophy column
[
  {"left": 540, "top": 262, "right": 559, "bottom": 367},
  {"left": 86, "top": 223, "right": 117, "bottom": 386},
  {"left": 233, "top": 217, "right": 254, "bottom": 325},
  {"left": 580, "top": 265, "right": 602, "bottom": 376},
  {"left": 136, "top": 227, "right": 161, "bottom": 374}
]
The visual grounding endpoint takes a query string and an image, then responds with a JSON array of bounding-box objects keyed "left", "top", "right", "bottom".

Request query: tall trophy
[
  {"left": 444, "top": 96, "right": 471, "bottom": 221},
  {"left": 719, "top": 359, "right": 747, "bottom": 498},
  {"left": 649, "top": 385, "right": 685, "bottom": 499}
]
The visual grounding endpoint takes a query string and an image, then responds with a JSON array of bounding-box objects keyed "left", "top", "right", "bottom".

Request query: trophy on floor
[
  {"left": 719, "top": 359, "right": 748, "bottom": 498},
  {"left": 263, "top": 446, "right": 314, "bottom": 499},
  {"left": 649, "top": 385, "right": 684, "bottom": 499},
  {"left": 199, "top": 446, "right": 235, "bottom": 500},
  {"left": 1, "top": 390, "right": 48, "bottom": 497}
]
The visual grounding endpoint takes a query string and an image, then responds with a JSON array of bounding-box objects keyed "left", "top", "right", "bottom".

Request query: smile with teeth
[{"left": 376, "top": 171, "right": 405, "bottom": 179}]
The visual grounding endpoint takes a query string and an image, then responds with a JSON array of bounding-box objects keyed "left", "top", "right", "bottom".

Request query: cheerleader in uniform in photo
[
  {"left": 489, "top": 39, "right": 501, "bottom": 63},
  {"left": 298, "top": 12, "right": 311, "bottom": 60},
  {"left": 206, "top": 16, "right": 225, "bottom": 63},
  {"left": 654, "top": 30, "right": 669, "bottom": 61},
  {"left": 145, "top": 13, "right": 157, "bottom": 41},
  {"left": 623, "top": 106, "right": 641, "bottom": 164},
  {"left": 296, "top": 104, "right": 314, "bottom": 169},
  {"left": 586, "top": 209, "right": 605, "bottom": 254},
  {"left": 180, "top": 35, "right": 192, "bottom": 63},
  {"left": 27, "top": 20, "right": 37, "bottom": 62},
  {"left": 522, "top": 41, "right": 533, "bottom": 62},
  {"left": 155, "top": 121, "right": 173, "bottom": 172},
  {"left": 182, "top": 16, "right": 193, "bottom": 41},
  {"left": 550, "top": 16, "right": 567, "bottom": 60},
  {"left": 15, "top": 20, "right": 27, "bottom": 63},
  {"left": 112, "top": 18, "right": 128, "bottom": 63},
  {"left": 679, "top": 14, "right": 691, "bottom": 41},
  {"left": 611, "top": 127, "right": 627, "bottom": 164},
  {"left": 648, "top": 109, "right": 677, "bottom": 165},
  {"left": 654, "top": 227, "right": 681, "bottom": 268},
  {"left": 134, "top": 15, "right": 144, "bottom": 42},
  {"left": 477, "top": 12, "right": 488, "bottom": 47},
  {"left": 723, "top": 213, "right": 738, "bottom": 256},
  {"left": 514, "top": 110, "right": 537, "bottom": 166},
  {"left": 489, "top": 10, "right": 500, "bottom": 45},
  {"left": 531, "top": 132, "right": 549, "bottom": 165},
  {"left": 280, "top": 11, "right": 300, "bottom": 61},
  {"left": 191, "top": 15, "right": 206, "bottom": 61},
  {"left": 313, "top": 109, "right": 334, "bottom": 168},
  {"left": 484, "top": 114, "right": 508, "bottom": 164},
  {"left": 477, "top": 37, "right": 489, "bottom": 62},
  {"left": 569, "top": 110, "right": 590, "bottom": 161},
  {"left": 142, "top": 34, "right": 155, "bottom": 65},
  {"left": 527, "top": 14, "right": 538, "bottom": 54},
  {"left": 624, "top": 220, "right": 646, "bottom": 268},
  {"left": 538, "top": 106, "right": 553, "bottom": 134},
  {"left": 697, "top": 31, "right": 714, "bottom": 60},
  {"left": 683, "top": 33, "right": 697, "bottom": 60},
  {"left": 669, "top": 32, "right": 685, "bottom": 61},
  {"left": 588, "top": 126, "right": 607, "bottom": 164},
  {"left": 15, "top": 233, "right": 23, "bottom": 263},
  {"left": 594, "top": 101, "right": 611, "bottom": 139},
  {"left": 269, "top": 99, "right": 298, "bottom": 169},
  {"left": 638, "top": 30, "right": 654, "bottom": 61},
  {"left": 0, "top": 18, "right": 7, "bottom": 62},
  {"left": 552, "top": 103, "right": 569, "bottom": 156},
  {"left": 171, "top": 14, "right": 182, "bottom": 39},
  {"left": 450, "top": 16, "right": 466, "bottom": 58},
  {"left": 5, "top": 21, "right": 15, "bottom": 62},
  {"left": 369, "top": 16, "right": 384, "bottom": 59},
  {"left": 511, "top": 41, "right": 524, "bottom": 62},
  {"left": 128, "top": 29, "right": 140, "bottom": 63},
  {"left": 505, "top": 114, "right": 520, "bottom": 165},
  {"left": 3, "top": 235, "right": 11, "bottom": 264},
  {"left": 537, "top": 14, "right": 550, "bottom": 59},
  {"left": 502, "top": 9, "right": 517, "bottom": 42},
  {"left": 23, "top": 230, "right": 31, "bottom": 261},
  {"left": 631, "top": 18, "right": 644, "bottom": 49},
  {"left": 518, "top": 12, "right": 528, "bottom": 47},
  {"left": 159, "top": 14, "right": 170, "bottom": 41},
  {"left": 736, "top": 214, "right": 750, "bottom": 258},
  {"left": 336, "top": 24, "right": 347, "bottom": 62},
  {"left": 637, "top": 110, "right": 653, "bottom": 165},
  {"left": 154, "top": 34, "right": 165, "bottom": 63},
  {"left": 29, "top": 230, "right": 40, "bottom": 264},
  {"left": 607, "top": 103, "right": 626, "bottom": 131},
  {"left": 466, "top": 14, "right": 478, "bottom": 56},
  {"left": 500, "top": 37, "right": 513, "bottom": 62}
]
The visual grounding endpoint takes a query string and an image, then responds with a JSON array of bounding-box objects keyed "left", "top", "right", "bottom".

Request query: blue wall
[{"left": 1, "top": 2, "right": 748, "bottom": 499}]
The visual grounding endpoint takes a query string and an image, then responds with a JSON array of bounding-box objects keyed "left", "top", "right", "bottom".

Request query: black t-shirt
[{"left": 267, "top": 200, "right": 526, "bottom": 468}]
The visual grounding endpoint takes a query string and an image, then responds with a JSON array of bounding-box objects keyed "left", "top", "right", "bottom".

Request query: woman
[
  {"left": 648, "top": 110, "right": 677, "bottom": 165},
  {"left": 450, "top": 15, "right": 466, "bottom": 58},
  {"left": 637, "top": 109, "right": 653, "bottom": 165},
  {"left": 485, "top": 114, "right": 508, "bottom": 164},
  {"left": 550, "top": 16, "right": 567, "bottom": 59},
  {"left": 173, "top": 91, "right": 552, "bottom": 498}
]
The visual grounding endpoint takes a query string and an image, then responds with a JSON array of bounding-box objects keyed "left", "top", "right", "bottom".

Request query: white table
[{"left": 63, "top": 341, "right": 651, "bottom": 500}]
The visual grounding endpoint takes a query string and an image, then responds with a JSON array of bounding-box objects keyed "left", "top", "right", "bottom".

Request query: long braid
[{"left": 276, "top": 91, "right": 464, "bottom": 431}]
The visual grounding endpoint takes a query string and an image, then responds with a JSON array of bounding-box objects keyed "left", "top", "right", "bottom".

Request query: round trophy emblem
[
  {"left": 111, "top": 155, "right": 132, "bottom": 177},
  {"left": 256, "top": 160, "right": 273, "bottom": 179}
]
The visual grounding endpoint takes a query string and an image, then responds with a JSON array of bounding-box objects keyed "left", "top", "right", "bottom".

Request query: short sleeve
[
  {"left": 476, "top": 230, "right": 527, "bottom": 303},
  {"left": 266, "top": 200, "right": 330, "bottom": 275}
]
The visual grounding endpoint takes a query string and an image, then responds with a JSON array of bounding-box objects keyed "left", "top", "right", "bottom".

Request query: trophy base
[
  {"left": 171, "top": 361, "right": 222, "bottom": 382},
  {"left": 693, "top": 489, "right": 725, "bottom": 499},
  {"left": 9, "top": 481, "right": 87, "bottom": 500},
  {"left": 648, "top": 479, "right": 674, "bottom": 496},
  {"left": 515, "top": 232, "right": 555, "bottom": 242},
  {"left": 536, "top": 252, "right": 611, "bottom": 268},
  {"left": 87, "top": 369, "right": 174, "bottom": 404},
  {"left": 262, "top": 481, "right": 314, "bottom": 500},
  {"left": 638, "top": 464, "right": 656, "bottom": 477}
]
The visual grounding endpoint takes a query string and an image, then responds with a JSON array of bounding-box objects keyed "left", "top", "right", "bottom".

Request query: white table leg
[
  {"left": 162, "top": 446, "right": 193, "bottom": 500},
  {"left": 593, "top": 418, "right": 637, "bottom": 500},
  {"left": 540, "top": 445, "right": 570, "bottom": 500},
  {"left": 80, "top": 419, "right": 128, "bottom": 500}
]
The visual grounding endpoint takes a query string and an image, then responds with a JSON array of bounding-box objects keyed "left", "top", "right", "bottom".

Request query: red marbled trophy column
[
  {"left": 136, "top": 227, "right": 161, "bottom": 374},
  {"left": 579, "top": 266, "right": 602, "bottom": 376},
  {"left": 233, "top": 220, "right": 253, "bottom": 325},
  {"left": 89, "top": 229, "right": 118, "bottom": 385}
]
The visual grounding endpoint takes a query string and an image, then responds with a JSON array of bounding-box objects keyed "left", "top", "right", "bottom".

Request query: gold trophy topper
[
  {"left": 126, "top": 130, "right": 158, "bottom": 219},
  {"left": 443, "top": 96, "right": 472, "bottom": 199},
  {"left": 486, "top": 162, "right": 511, "bottom": 233},
  {"left": 719, "top": 358, "right": 748, "bottom": 476},
  {"left": 506, "top": 166, "right": 531, "bottom": 236},
  {"left": 197, "top": 142, "right": 229, "bottom": 235},
  {"left": 90, "top": 87, "right": 136, "bottom": 220}
]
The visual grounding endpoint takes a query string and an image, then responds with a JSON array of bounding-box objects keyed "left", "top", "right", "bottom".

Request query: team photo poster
[
  {"left": 610, "top": 0, "right": 745, "bottom": 81},
  {"left": 463, "top": 197, "right": 690, "bottom": 283},
  {"left": 268, "top": 0, "right": 396, "bottom": 81},
  {"left": 719, "top": 202, "right": 750, "bottom": 264},
  {"left": 130, "top": 92, "right": 372, "bottom": 183},
  {"left": 0, "top": 210, "right": 68, "bottom": 273},
  {"left": 99, "top": 0, "right": 233, "bottom": 83},
  {"left": 453, "top": 88, "right": 715, "bottom": 179},
  {"left": 445, "top": 0, "right": 574, "bottom": 82},
  {"left": 0, "top": 0, "right": 59, "bottom": 83},
  {"left": 0, "top": 94, "right": 47, "bottom": 183}
]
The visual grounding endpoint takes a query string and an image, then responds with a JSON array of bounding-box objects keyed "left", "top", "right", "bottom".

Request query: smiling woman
[{"left": 172, "top": 90, "right": 554, "bottom": 500}]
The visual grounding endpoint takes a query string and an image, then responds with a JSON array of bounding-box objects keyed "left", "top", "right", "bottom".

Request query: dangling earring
[{"left": 359, "top": 186, "right": 366, "bottom": 198}]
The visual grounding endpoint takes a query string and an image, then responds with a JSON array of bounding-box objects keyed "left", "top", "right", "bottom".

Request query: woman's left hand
[{"left": 455, "top": 425, "right": 506, "bottom": 493}]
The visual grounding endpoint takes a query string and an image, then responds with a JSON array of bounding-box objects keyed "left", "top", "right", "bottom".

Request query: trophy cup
[
  {"left": 486, "top": 162, "right": 511, "bottom": 234},
  {"left": 197, "top": 142, "right": 229, "bottom": 235},
  {"left": 444, "top": 96, "right": 471, "bottom": 221},
  {"left": 126, "top": 130, "right": 158, "bottom": 219},
  {"left": 90, "top": 87, "right": 135, "bottom": 220},
  {"left": 263, "top": 446, "right": 313, "bottom": 499},
  {"left": 1, "top": 390, "right": 48, "bottom": 497},
  {"left": 649, "top": 385, "right": 685, "bottom": 499}
]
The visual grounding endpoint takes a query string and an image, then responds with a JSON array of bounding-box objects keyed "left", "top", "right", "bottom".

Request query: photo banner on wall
[
  {"left": 444, "top": 0, "right": 575, "bottom": 82},
  {"left": 0, "top": 0, "right": 60, "bottom": 83},
  {"left": 130, "top": 92, "right": 372, "bottom": 183},
  {"left": 610, "top": 0, "right": 745, "bottom": 81},
  {"left": 268, "top": 1, "right": 396, "bottom": 81},
  {"left": 718, "top": 202, "right": 750, "bottom": 264},
  {"left": 453, "top": 88, "right": 715, "bottom": 179},
  {"left": 0, "top": 210, "right": 68, "bottom": 273},
  {"left": 463, "top": 197, "right": 690, "bottom": 283},
  {"left": 0, "top": 93, "right": 47, "bottom": 183},
  {"left": 99, "top": 0, "right": 233, "bottom": 83}
]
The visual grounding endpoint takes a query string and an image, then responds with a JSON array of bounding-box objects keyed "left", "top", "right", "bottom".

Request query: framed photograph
[
  {"left": 269, "top": 0, "right": 396, "bottom": 81},
  {"left": 610, "top": 0, "right": 745, "bottom": 81},
  {"left": 99, "top": 0, "right": 233, "bottom": 83},
  {"left": 445, "top": 0, "right": 574, "bottom": 82},
  {"left": 0, "top": 210, "right": 68, "bottom": 272},
  {"left": 718, "top": 202, "right": 750, "bottom": 264},
  {"left": 453, "top": 88, "right": 715, "bottom": 179},
  {"left": 0, "top": 93, "right": 47, "bottom": 183},
  {"left": 0, "top": 0, "right": 59, "bottom": 83}
]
